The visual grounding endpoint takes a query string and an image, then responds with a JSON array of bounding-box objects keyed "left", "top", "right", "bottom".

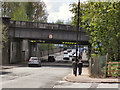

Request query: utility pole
[
  {"left": 76, "top": 0, "right": 80, "bottom": 62},
  {"left": 73, "top": 0, "right": 80, "bottom": 77}
]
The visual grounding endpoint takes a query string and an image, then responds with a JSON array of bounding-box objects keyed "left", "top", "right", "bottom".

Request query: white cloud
[
  {"left": 43, "top": 0, "right": 88, "bottom": 23},
  {"left": 48, "top": 3, "right": 73, "bottom": 23}
]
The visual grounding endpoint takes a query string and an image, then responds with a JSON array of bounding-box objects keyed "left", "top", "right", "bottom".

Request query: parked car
[
  {"left": 71, "top": 49, "right": 76, "bottom": 55},
  {"left": 72, "top": 52, "right": 80, "bottom": 61},
  {"left": 63, "top": 54, "right": 70, "bottom": 60},
  {"left": 68, "top": 52, "right": 73, "bottom": 57},
  {"left": 73, "top": 52, "right": 79, "bottom": 57},
  {"left": 64, "top": 51, "right": 68, "bottom": 54},
  {"left": 63, "top": 51, "right": 69, "bottom": 60},
  {"left": 48, "top": 56, "right": 55, "bottom": 62},
  {"left": 28, "top": 57, "right": 41, "bottom": 67},
  {"left": 67, "top": 49, "right": 72, "bottom": 53}
]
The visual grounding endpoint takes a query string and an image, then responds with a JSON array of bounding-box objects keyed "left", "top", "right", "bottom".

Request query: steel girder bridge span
[{"left": 2, "top": 17, "right": 91, "bottom": 64}]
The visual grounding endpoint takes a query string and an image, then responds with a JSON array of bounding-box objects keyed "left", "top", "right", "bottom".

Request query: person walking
[
  {"left": 72, "top": 60, "right": 77, "bottom": 76},
  {"left": 77, "top": 60, "right": 83, "bottom": 75}
]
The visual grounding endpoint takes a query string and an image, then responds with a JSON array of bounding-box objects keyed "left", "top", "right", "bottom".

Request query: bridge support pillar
[
  {"left": 9, "top": 39, "right": 22, "bottom": 64},
  {"left": 2, "top": 39, "right": 10, "bottom": 64},
  {"left": 21, "top": 40, "right": 30, "bottom": 61},
  {"left": 29, "top": 42, "right": 37, "bottom": 57}
]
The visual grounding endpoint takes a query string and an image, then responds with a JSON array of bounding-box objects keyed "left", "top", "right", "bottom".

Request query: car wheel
[
  {"left": 28, "top": 64, "right": 31, "bottom": 67},
  {"left": 37, "top": 64, "right": 39, "bottom": 67}
]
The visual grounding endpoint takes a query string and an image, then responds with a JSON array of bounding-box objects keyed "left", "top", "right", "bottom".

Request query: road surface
[
  {"left": 1, "top": 51, "right": 72, "bottom": 88},
  {"left": 1, "top": 51, "right": 119, "bottom": 89},
  {"left": 1, "top": 66, "right": 72, "bottom": 88}
]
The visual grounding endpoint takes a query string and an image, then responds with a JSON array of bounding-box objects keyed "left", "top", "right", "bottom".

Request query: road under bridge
[{"left": 2, "top": 17, "right": 91, "bottom": 64}]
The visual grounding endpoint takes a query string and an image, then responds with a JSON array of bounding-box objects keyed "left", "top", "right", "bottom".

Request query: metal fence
[{"left": 89, "top": 55, "right": 107, "bottom": 77}]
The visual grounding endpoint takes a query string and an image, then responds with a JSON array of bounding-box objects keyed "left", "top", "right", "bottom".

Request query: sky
[{"left": 43, "top": 0, "right": 88, "bottom": 23}]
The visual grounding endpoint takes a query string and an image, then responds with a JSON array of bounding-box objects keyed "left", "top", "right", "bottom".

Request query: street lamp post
[
  {"left": 76, "top": 0, "right": 80, "bottom": 62},
  {"left": 73, "top": 0, "right": 80, "bottom": 76}
]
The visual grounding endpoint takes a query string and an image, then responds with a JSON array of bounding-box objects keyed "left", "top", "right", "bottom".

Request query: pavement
[
  {"left": 1, "top": 61, "right": 28, "bottom": 70},
  {"left": 62, "top": 51, "right": 119, "bottom": 84},
  {"left": 63, "top": 67, "right": 120, "bottom": 83}
]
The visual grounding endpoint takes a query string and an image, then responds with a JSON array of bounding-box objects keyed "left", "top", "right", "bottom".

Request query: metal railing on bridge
[{"left": 9, "top": 20, "right": 76, "bottom": 31}]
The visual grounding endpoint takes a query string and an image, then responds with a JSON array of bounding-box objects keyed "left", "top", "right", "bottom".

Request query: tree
[
  {"left": 56, "top": 20, "right": 64, "bottom": 24},
  {"left": 25, "top": 2, "right": 48, "bottom": 22},
  {"left": 2, "top": 2, "right": 19, "bottom": 17},
  {"left": 2, "top": 1, "right": 48, "bottom": 22},
  {"left": 56, "top": 19, "right": 72, "bottom": 25},
  {"left": 2, "top": 1, "right": 48, "bottom": 47},
  {"left": 12, "top": 4, "right": 28, "bottom": 21},
  {"left": 70, "top": 1, "right": 120, "bottom": 61},
  {"left": 1, "top": 24, "right": 8, "bottom": 48}
]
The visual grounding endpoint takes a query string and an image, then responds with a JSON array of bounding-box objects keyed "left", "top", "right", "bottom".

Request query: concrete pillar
[
  {"left": 2, "top": 17, "right": 11, "bottom": 64},
  {"left": 36, "top": 43, "right": 40, "bottom": 57},
  {"left": 10, "top": 39, "right": 22, "bottom": 64},
  {"left": 22, "top": 40, "right": 29, "bottom": 61},
  {"left": 2, "top": 39, "right": 10, "bottom": 64},
  {"left": 30, "top": 43, "right": 37, "bottom": 57}
]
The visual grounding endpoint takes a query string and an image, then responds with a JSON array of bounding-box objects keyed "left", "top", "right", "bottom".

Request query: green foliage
[
  {"left": 38, "top": 44, "right": 55, "bottom": 51},
  {"left": 2, "top": 2, "right": 19, "bottom": 17},
  {"left": 56, "top": 19, "right": 72, "bottom": 25},
  {"left": 70, "top": 1, "right": 120, "bottom": 61},
  {"left": 1, "top": 24, "right": 8, "bottom": 48},
  {"left": 12, "top": 5, "right": 28, "bottom": 21},
  {"left": 2, "top": 2, "right": 48, "bottom": 22},
  {"left": 2, "top": 2, "right": 48, "bottom": 49},
  {"left": 91, "top": 53, "right": 99, "bottom": 58},
  {"left": 25, "top": 2, "right": 34, "bottom": 21},
  {"left": 56, "top": 20, "right": 64, "bottom": 24},
  {"left": 108, "top": 63, "right": 120, "bottom": 77}
]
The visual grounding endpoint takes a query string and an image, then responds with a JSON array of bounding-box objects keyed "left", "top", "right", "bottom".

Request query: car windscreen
[
  {"left": 64, "top": 52, "right": 68, "bottom": 54},
  {"left": 31, "top": 58, "right": 38, "bottom": 60}
]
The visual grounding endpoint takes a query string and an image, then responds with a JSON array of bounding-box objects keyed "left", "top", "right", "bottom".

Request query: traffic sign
[{"left": 49, "top": 34, "right": 53, "bottom": 39}]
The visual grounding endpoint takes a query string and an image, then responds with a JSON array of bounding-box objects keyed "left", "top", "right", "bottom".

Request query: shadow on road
[
  {"left": 0, "top": 71, "right": 11, "bottom": 75},
  {"left": 41, "top": 61, "right": 72, "bottom": 68},
  {"left": 41, "top": 64, "right": 72, "bottom": 68},
  {"left": 2, "top": 59, "right": 88, "bottom": 69}
]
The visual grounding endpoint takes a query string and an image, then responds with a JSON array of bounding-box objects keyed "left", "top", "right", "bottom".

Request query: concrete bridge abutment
[{"left": 9, "top": 39, "right": 22, "bottom": 64}]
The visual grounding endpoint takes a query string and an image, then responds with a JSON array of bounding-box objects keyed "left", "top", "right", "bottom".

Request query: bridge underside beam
[
  {"left": 29, "top": 39, "right": 89, "bottom": 45},
  {"left": 9, "top": 27, "right": 89, "bottom": 43}
]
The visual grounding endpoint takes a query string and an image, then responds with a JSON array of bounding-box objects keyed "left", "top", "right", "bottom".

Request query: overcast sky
[{"left": 43, "top": 0, "right": 88, "bottom": 23}]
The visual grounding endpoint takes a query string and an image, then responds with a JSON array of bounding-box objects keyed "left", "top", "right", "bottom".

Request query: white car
[
  {"left": 72, "top": 52, "right": 80, "bottom": 61},
  {"left": 64, "top": 51, "right": 68, "bottom": 54},
  {"left": 73, "top": 51, "right": 80, "bottom": 57},
  {"left": 68, "top": 52, "right": 73, "bottom": 57},
  {"left": 67, "top": 49, "right": 72, "bottom": 53},
  {"left": 63, "top": 54, "right": 69, "bottom": 60},
  {"left": 63, "top": 51, "right": 69, "bottom": 60},
  {"left": 28, "top": 57, "right": 41, "bottom": 67}
]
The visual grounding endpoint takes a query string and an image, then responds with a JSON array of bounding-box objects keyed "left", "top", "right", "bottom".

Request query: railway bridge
[{"left": 2, "top": 17, "right": 91, "bottom": 64}]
